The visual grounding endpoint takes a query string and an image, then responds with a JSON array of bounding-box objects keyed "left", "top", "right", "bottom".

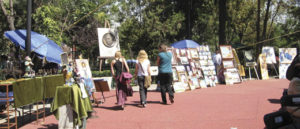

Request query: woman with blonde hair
[
  {"left": 134, "top": 50, "right": 151, "bottom": 107},
  {"left": 111, "top": 51, "right": 130, "bottom": 109}
]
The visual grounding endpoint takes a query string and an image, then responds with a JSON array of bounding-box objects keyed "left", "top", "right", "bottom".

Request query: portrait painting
[{"left": 97, "top": 28, "right": 120, "bottom": 58}]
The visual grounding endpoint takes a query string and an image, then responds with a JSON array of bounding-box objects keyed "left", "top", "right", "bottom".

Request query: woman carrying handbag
[
  {"left": 110, "top": 51, "right": 130, "bottom": 110},
  {"left": 134, "top": 50, "right": 151, "bottom": 108}
]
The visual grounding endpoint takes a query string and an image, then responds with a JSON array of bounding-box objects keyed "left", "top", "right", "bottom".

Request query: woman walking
[
  {"left": 156, "top": 44, "right": 174, "bottom": 104},
  {"left": 134, "top": 50, "right": 151, "bottom": 107},
  {"left": 110, "top": 51, "right": 130, "bottom": 109}
]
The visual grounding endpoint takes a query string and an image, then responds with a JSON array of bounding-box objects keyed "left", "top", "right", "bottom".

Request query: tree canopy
[{"left": 0, "top": 0, "right": 299, "bottom": 68}]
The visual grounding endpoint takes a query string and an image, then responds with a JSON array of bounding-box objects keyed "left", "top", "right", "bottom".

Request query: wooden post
[{"left": 99, "top": 58, "right": 103, "bottom": 71}]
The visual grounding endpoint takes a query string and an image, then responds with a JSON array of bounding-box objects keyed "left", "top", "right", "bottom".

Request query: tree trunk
[
  {"left": 262, "top": 0, "right": 271, "bottom": 41},
  {"left": 256, "top": 0, "right": 261, "bottom": 57},
  {"left": 219, "top": 0, "right": 226, "bottom": 45}
]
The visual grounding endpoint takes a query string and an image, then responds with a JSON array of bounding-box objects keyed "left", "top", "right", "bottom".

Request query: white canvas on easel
[{"left": 278, "top": 48, "right": 297, "bottom": 79}]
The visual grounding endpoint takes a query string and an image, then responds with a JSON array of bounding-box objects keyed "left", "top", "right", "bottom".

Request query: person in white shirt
[{"left": 134, "top": 50, "right": 151, "bottom": 107}]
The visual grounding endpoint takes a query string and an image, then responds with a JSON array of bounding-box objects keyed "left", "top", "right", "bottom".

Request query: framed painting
[
  {"left": 180, "top": 49, "right": 187, "bottom": 57},
  {"left": 243, "top": 50, "right": 255, "bottom": 63},
  {"left": 189, "top": 48, "right": 199, "bottom": 59},
  {"left": 262, "top": 46, "right": 276, "bottom": 64},
  {"left": 180, "top": 57, "right": 189, "bottom": 65},
  {"left": 150, "top": 66, "right": 158, "bottom": 76},
  {"left": 222, "top": 60, "right": 234, "bottom": 69},
  {"left": 175, "top": 65, "right": 186, "bottom": 73},
  {"left": 167, "top": 47, "right": 178, "bottom": 65},
  {"left": 220, "top": 45, "right": 234, "bottom": 59},
  {"left": 279, "top": 48, "right": 297, "bottom": 64},
  {"left": 172, "top": 67, "right": 179, "bottom": 82},
  {"left": 178, "top": 72, "right": 188, "bottom": 83}
]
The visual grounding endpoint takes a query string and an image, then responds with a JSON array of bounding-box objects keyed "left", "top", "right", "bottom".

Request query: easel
[
  {"left": 245, "top": 62, "right": 260, "bottom": 80},
  {"left": 99, "top": 20, "right": 111, "bottom": 71}
]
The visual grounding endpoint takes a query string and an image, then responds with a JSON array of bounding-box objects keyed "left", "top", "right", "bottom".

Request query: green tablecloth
[
  {"left": 51, "top": 85, "right": 93, "bottom": 126},
  {"left": 43, "top": 75, "right": 65, "bottom": 98},
  {"left": 12, "top": 77, "right": 44, "bottom": 108}
]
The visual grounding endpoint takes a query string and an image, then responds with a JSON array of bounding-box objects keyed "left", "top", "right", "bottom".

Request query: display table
[
  {"left": 51, "top": 85, "right": 93, "bottom": 127},
  {"left": 43, "top": 75, "right": 65, "bottom": 98}
]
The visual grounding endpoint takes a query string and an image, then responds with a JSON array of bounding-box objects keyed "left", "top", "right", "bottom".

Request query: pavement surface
[{"left": 17, "top": 79, "right": 289, "bottom": 129}]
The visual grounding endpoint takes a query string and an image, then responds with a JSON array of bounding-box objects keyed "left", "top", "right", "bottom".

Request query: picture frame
[
  {"left": 175, "top": 65, "right": 186, "bottom": 73},
  {"left": 262, "top": 46, "right": 276, "bottom": 64},
  {"left": 279, "top": 48, "right": 297, "bottom": 64},
  {"left": 178, "top": 72, "right": 188, "bottom": 83},
  {"left": 220, "top": 45, "right": 234, "bottom": 59},
  {"left": 180, "top": 49, "right": 187, "bottom": 57},
  {"left": 180, "top": 57, "right": 189, "bottom": 64},
  {"left": 189, "top": 48, "right": 199, "bottom": 59},
  {"left": 150, "top": 66, "right": 158, "bottom": 76},
  {"left": 167, "top": 47, "right": 178, "bottom": 65},
  {"left": 172, "top": 67, "right": 179, "bottom": 82},
  {"left": 222, "top": 60, "right": 234, "bottom": 69}
]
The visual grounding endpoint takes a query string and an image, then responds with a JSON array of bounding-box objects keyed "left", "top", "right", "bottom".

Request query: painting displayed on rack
[
  {"left": 224, "top": 68, "right": 241, "bottom": 84},
  {"left": 222, "top": 60, "right": 234, "bottom": 69},
  {"left": 167, "top": 48, "right": 178, "bottom": 65},
  {"left": 262, "top": 46, "right": 276, "bottom": 64},
  {"left": 279, "top": 63, "right": 290, "bottom": 79},
  {"left": 189, "top": 48, "right": 199, "bottom": 59},
  {"left": 150, "top": 66, "right": 158, "bottom": 76},
  {"left": 179, "top": 57, "right": 189, "bottom": 64},
  {"left": 259, "top": 53, "right": 269, "bottom": 80},
  {"left": 172, "top": 67, "right": 179, "bottom": 82},
  {"left": 279, "top": 48, "right": 297, "bottom": 64},
  {"left": 243, "top": 50, "right": 255, "bottom": 63},
  {"left": 220, "top": 45, "right": 233, "bottom": 59}
]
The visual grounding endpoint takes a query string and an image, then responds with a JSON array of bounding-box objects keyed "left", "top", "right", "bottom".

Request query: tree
[{"left": 218, "top": 0, "right": 226, "bottom": 45}]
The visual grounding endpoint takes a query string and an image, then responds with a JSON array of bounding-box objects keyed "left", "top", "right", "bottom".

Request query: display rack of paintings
[
  {"left": 278, "top": 48, "right": 297, "bottom": 79},
  {"left": 196, "top": 45, "right": 217, "bottom": 87},
  {"left": 219, "top": 45, "right": 241, "bottom": 84}
]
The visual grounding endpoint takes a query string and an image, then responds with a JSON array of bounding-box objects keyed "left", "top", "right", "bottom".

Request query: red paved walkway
[{"left": 20, "top": 79, "right": 289, "bottom": 129}]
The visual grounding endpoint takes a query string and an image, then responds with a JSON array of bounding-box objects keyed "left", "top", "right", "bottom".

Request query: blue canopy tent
[
  {"left": 4, "top": 29, "right": 63, "bottom": 64},
  {"left": 171, "top": 39, "right": 200, "bottom": 49}
]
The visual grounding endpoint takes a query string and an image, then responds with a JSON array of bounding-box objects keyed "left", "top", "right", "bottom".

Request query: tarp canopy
[
  {"left": 171, "top": 39, "right": 200, "bottom": 49},
  {"left": 4, "top": 29, "right": 63, "bottom": 64}
]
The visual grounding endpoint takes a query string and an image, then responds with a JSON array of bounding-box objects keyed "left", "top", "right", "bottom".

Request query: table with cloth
[
  {"left": 11, "top": 75, "right": 65, "bottom": 108},
  {"left": 51, "top": 85, "right": 93, "bottom": 128}
]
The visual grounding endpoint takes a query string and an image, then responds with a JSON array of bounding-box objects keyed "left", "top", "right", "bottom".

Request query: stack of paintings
[{"left": 220, "top": 45, "right": 242, "bottom": 84}]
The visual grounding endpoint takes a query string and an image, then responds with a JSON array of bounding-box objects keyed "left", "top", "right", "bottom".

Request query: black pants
[
  {"left": 138, "top": 76, "right": 148, "bottom": 104},
  {"left": 158, "top": 73, "right": 174, "bottom": 103}
]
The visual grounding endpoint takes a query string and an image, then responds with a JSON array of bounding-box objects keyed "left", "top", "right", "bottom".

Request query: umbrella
[
  {"left": 4, "top": 29, "right": 63, "bottom": 64},
  {"left": 171, "top": 39, "right": 200, "bottom": 49}
]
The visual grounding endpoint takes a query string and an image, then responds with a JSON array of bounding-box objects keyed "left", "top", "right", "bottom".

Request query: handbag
[{"left": 139, "top": 62, "right": 151, "bottom": 88}]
